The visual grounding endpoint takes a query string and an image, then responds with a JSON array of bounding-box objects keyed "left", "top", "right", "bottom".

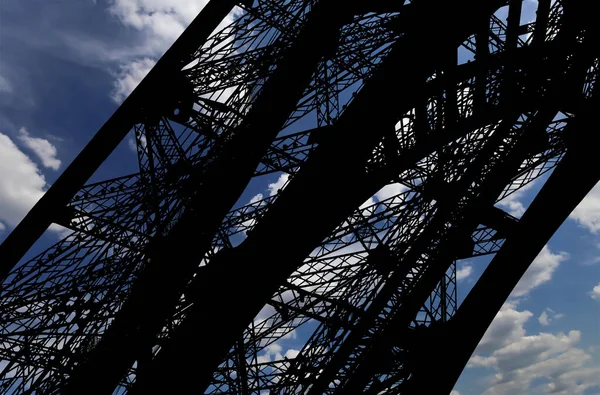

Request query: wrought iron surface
[{"left": 0, "top": 0, "right": 598, "bottom": 394}]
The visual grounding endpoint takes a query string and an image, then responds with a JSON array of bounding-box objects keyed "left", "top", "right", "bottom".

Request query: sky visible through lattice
[{"left": 0, "top": 0, "right": 598, "bottom": 393}]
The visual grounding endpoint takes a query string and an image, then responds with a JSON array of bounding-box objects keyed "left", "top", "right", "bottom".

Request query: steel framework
[{"left": 0, "top": 0, "right": 598, "bottom": 393}]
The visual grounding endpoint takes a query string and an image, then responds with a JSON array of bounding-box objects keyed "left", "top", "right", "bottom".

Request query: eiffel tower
[{"left": 0, "top": 0, "right": 598, "bottom": 393}]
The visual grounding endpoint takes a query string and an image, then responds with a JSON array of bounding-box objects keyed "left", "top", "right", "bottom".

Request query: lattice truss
[
  {"left": 0, "top": 1, "right": 399, "bottom": 392},
  {"left": 0, "top": 0, "right": 596, "bottom": 394},
  {"left": 205, "top": 1, "right": 596, "bottom": 394}
]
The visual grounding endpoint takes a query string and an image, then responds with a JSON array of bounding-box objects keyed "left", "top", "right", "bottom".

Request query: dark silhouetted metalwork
[{"left": 0, "top": 0, "right": 597, "bottom": 393}]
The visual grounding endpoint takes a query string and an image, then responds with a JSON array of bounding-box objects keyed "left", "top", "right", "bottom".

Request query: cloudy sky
[{"left": 0, "top": 0, "right": 598, "bottom": 394}]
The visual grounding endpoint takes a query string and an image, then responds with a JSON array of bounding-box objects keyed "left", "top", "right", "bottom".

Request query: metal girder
[
  {"left": 311, "top": 106, "right": 536, "bottom": 392},
  {"left": 0, "top": 0, "right": 240, "bottom": 281},
  {"left": 332, "top": 111, "right": 557, "bottom": 395},
  {"left": 0, "top": 0, "right": 597, "bottom": 393},
  {"left": 204, "top": 2, "right": 588, "bottom": 393},
  {"left": 0, "top": 1, "right": 402, "bottom": 392},
  {"left": 61, "top": 1, "right": 357, "bottom": 393},
  {"left": 330, "top": 8, "right": 596, "bottom": 394},
  {"left": 404, "top": 93, "right": 600, "bottom": 395},
  {"left": 127, "top": 0, "right": 510, "bottom": 393},
  {"left": 402, "top": 17, "right": 600, "bottom": 395}
]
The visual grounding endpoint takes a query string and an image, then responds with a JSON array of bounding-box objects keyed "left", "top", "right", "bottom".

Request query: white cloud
[
  {"left": 17, "top": 127, "right": 61, "bottom": 170},
  {"left": 127, "top": 131, "right": 147, "bottom": 152},
  {"left": 511, "top": 246, "right": 567, "bottom": 298},
  {"left": 111, "top": 57, "right": 155, "bottom": 103},
  {"left": 281, "top": 328, "right": 297, "bottom": 341},
  {"left": 0, "top": 132, "right": 48, "bottom": 228},
  {"left": 542, "top": 364, "right": 600, "bottom": 395},
  {"left": 487, "top": 330, "right": 581, "bottom": 372},
  {"left": 450, "top": 391, "right": 460, "bottom": 395},
  {"left": 236, "top": 193, "right": 269, "bottom": 239},
  {"left": 475, "top": 306, "right": 533, "bottom": 355},
  {"left": 538, "top": 311, "right": 550, "bottom": 326},
  {"left": 0, "top": 132, "right": 65, "bottom": 236},
  {"left": 108, "top": 0, "right": 211, "bottom": 49},
  {"left": 456, "top": 262, "right": 473, "bottom": 281},
  {"left": 39, "top": 1, "right": 219, "bottom": 103},
  {"left": 265, "top": 342, "right": 282, "bottom": 357},
  {"left": 105, "top": 0, "right": 238, "bottom": 103},
  {"left": 590, "top": 282, "right": 600, "bottom": 301},
  {"left": 359, "top": 197, "right": 375, "bottom": 210},
  {"left": 583, "top": 256, "right": 600, "bottom": 265},
  {"left": 538, "top": 308, "right": 564, "bottom": 327},
  {"left": 256, "top": 342, "right": 285, "bottom": 364},
  {"left": 469, "top": 302, "right": 600, "bottom": 395},
  {"left": 284, "top": 349, "right": 300, "bottom": 359},
  {"left": 0, "top": 75, "right": 12, "bottom": 93},
  {"left": 497, "top": 181, "right": 535, "bottom": 218},
  {"left": 255, "top": 343, "right": 301, "bottom": 366},
  {"left": 267, "top": 173, "right": 289, "bottom": 197},
  {"left": 478, "top": 347, "right": 597, "bottom": 395},
  {"left": 249, "top": 193, "right": 264, "bottom": 204},
  {"left": 498, "top": 196, "right": 526, "bottom": 217},
  {"left": 571, "top": 182, "right": 600, "bottom": 233},
  {"left": 375, "top": 183, "right": 407, "bottom": 202},
  {"left": 128, "top": 136, "right": 137, "bottom": 152},
  {"left": 463, "top": 239, "right": 590, "bottom": 393}
]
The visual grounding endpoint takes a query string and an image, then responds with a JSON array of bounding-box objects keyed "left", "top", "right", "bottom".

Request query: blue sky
[{"left": 0, "top": 0, "right": 599, "bottom": 394}]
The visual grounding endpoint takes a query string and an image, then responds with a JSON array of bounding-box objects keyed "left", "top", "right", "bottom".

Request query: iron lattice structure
[{"left": 0, "top": 0, "right": 599, "bottom": 393}]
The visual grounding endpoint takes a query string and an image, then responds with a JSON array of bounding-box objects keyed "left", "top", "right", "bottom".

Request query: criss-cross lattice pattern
[{"left": 0, "top": 0, "right": 598, "bottom": 394}]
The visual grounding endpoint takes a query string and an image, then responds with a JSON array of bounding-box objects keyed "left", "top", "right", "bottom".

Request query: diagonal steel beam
[
  {"left": 130, "top": 1, "right": 509, "bottom": 393},
  {"left": 61, "top": 1, "right": 359, "bottom": 393},
  {"left": 405, "top": 97, "right": 600, "bottom": 395},
  {"left": 405, "top": 50, "right": 600, "bottom": 395},
  {"left": 0, "top": 0, "right": 240, "bottom": 281}
]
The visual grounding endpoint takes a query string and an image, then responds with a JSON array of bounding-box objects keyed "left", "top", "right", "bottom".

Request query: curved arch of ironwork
[{"left": 0, "top": 0, "right": 597, "bottom": 394}]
